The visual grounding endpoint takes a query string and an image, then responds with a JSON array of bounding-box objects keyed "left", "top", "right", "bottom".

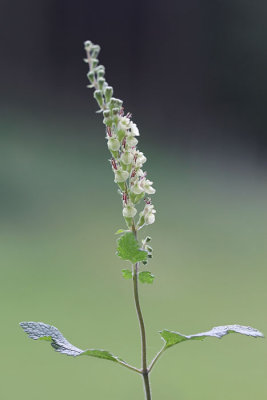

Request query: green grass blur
[{"left": 1, "top": 109, "right": 267, "bottom": 399}]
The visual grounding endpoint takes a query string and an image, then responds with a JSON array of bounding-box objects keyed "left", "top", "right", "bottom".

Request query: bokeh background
[{"left": 1, "top": 1, "right": 267, "bottom": 399}]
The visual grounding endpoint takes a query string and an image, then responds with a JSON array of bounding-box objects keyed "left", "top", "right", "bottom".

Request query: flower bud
[
  {"left": 112, "top": 107, "right": 120, "bottom": 116},
  {"left": 87, "top": 71, "right": 95, "bottom": 84},
  {"left": 104, "top": 86, "right": 113, "bottom": 103},
  {"left": 94, "top": 90, "right": 104, "bottom": 107},
  {"left": 103, "top": 110, "right": 110, "bottom": 118},
  {"left": 91, "top": 44, "right": 100, "bottom": 58},
  {"left": 95, "top": 65, "right": 105, "bottom": 79},
  {"left": 107, "top": 137, "right": 120, "bottom": 151},
  {"left": 98, "top": 77, "right": 105, "bottom": 90},
  {"left": 110, "top": 97, "right": 123, "bottom": 109},
  {"left": 84, "top": 40, "right": 92, "bottom": 50},
  {"left": 91, "top": 58, "right": 99, "bottom": 68}
]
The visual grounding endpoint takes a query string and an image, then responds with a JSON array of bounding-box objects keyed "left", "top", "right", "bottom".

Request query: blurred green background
[
  {"left": 1, "top": 0, "right": 267, "bottom": 398},
  {"left": 1, "top": 106, "right": 266, "bottom": 399}
]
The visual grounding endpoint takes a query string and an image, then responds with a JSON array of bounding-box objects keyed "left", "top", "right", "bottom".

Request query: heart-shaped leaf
[
  {"left": 122, "top": 269, "right": 132, "bottom": 279},
  {"left": 139, "top": 271, "right": 155, "bottom": 284},
  {"left": 117, "top": 232, "right": 147, "bottom": 264}
]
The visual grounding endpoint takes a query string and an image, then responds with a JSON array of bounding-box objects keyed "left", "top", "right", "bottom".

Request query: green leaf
[
  {"left": 160, "top": 325, "right": 264, "bottom": 349},
  {"left": 122, "top": 269, "right": 132, "bottom": 279},
  {"left": 81, "top": 349, "right": 118, "bottom": 361},
  {"left": 117, "top": 232, "right": 147, "bottom": 264},
  {"left": 20, "top": 321, "right": 119, "bottom": 361},
  {"left": 139, "top": 271, "right": 155, "bottom": 284}
]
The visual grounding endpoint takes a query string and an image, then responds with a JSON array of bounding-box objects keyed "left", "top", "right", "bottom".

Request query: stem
[
  {"left": 117, "top": 359, "right": 142, "bottom": 374},
  {"left": 133, "top": 261, "right": 152, "bottom": 400},
  {"left": 148, "top": 346, "right": 165, "bottom": 373}
]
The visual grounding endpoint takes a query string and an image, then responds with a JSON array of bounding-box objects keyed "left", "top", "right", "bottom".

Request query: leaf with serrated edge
[
  {"left": 122, "top": 269, "right": 132, "bottom": 279},
  {"left": 139, "top": 271, "right": 155, "bottom": 284},
  {"left": 117, "top": 232, "right": 147, "bottom": 263},
  {"left": 160, "top": 325, "right": 264, "bottom": 348},
  {"left": 20, "top": 321, "right": 119, "bottom": 361}
]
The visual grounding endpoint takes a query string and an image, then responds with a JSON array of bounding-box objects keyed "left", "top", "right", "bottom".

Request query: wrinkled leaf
[
  {"left": 20, "top": 321, "right": 119, "bottom": 361},
  {"left": 122, "top": 269, "right": 132, "bottom": 279},
  {"left": 139, "top": 271, "right": 155, "bottom": 284},
  {"left": 117, "top": 232, "right": 147, "bottom": 264},
  {"left": 160, "top": 325, "right": 264, "bottom": 348}
]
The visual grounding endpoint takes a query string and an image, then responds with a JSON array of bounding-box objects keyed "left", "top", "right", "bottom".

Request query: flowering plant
[{"left": 20, "top": 40, "right": 263, "bottom": 400}]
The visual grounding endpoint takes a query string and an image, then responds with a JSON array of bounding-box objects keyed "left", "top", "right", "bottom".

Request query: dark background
[{"left": 1, "top": 0, "right": 267, "bottom": 160}]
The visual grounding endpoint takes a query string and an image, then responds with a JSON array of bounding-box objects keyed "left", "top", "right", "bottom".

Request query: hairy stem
[{"left": 133, "top": 261, "right": 152, "bottom": 400}]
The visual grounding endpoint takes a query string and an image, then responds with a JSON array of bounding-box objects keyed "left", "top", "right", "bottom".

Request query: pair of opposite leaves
[{"left": 20, "top": 321, "right": 263, "bottom": 364}]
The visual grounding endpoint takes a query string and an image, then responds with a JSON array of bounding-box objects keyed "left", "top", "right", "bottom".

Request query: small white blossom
[
  {"left": 141, "top": 179, "right": 156, "bottom": 195},
  {"left": 121, "top": 150, "right": 134, "bottom": 165},
  {"left": 129, "top": 122, "right": 140, "bottom": 136},
  {"left": 135, "top": 151, "right": 147, "bottom": 167},
  {"left": 118, "top": 116, "right": 130, "bottom": 132},
  {"left": 131, "top": 180, "right": 144, "bottom": 195},
  {"left": 136, "top": 169, "right": 145, "bottom": 177},
  {"left": 123, "top": 203, "right": 137, "bottom": 218},
  {"left": 114, "top": 169, "right": 129, "bottom": 183},
  {"left": 145, "top": 212, "right": 155, "bottom": 225},
  {"left": 107, "top": 137, "right": 120, "bottom": 151},
  {"left": 143, "top": 203, "right": 156, "bottom": 225},
  {"left": 126, "top": 136, "right": 138, "bottom": 147}
]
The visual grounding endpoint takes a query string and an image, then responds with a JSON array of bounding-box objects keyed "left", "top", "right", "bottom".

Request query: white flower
[
  {"left": 136, "top": 169, "right": 145, "bottom": 177},
  {"left": 123, "top": 203, "right": 137, "bottom": 218},
  {"left": 129, "top": 122, "right": 139, "bottom": 136},
  {"left": 141, "top": 179, "right": 156, "bottom": 195},
  {"left": 118, "top": 116, "right": 130, "bottom": 132},
  {"left": 135, "top": 151, "right": 147, "bottom": 167},
  {"left": 145, "top": 212, "right": 155, "bottom": 225},
  {"left": 131, "top": 180, "right": 144, "bottom": 195},
  {"left": 107, "top": 137, "right": 120, "bottom": 151},
  {"left": 114, "top": 169, "right": 129, "bottom": 183},
  {"left": 126, "top": 136, "right": 138, "bottom": 147},
  {"left": 143, "top": 203, "right": 156, "bottom": 225},
  {"left": 120, "top": 150, "right": 134, "bottom": 165}
]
